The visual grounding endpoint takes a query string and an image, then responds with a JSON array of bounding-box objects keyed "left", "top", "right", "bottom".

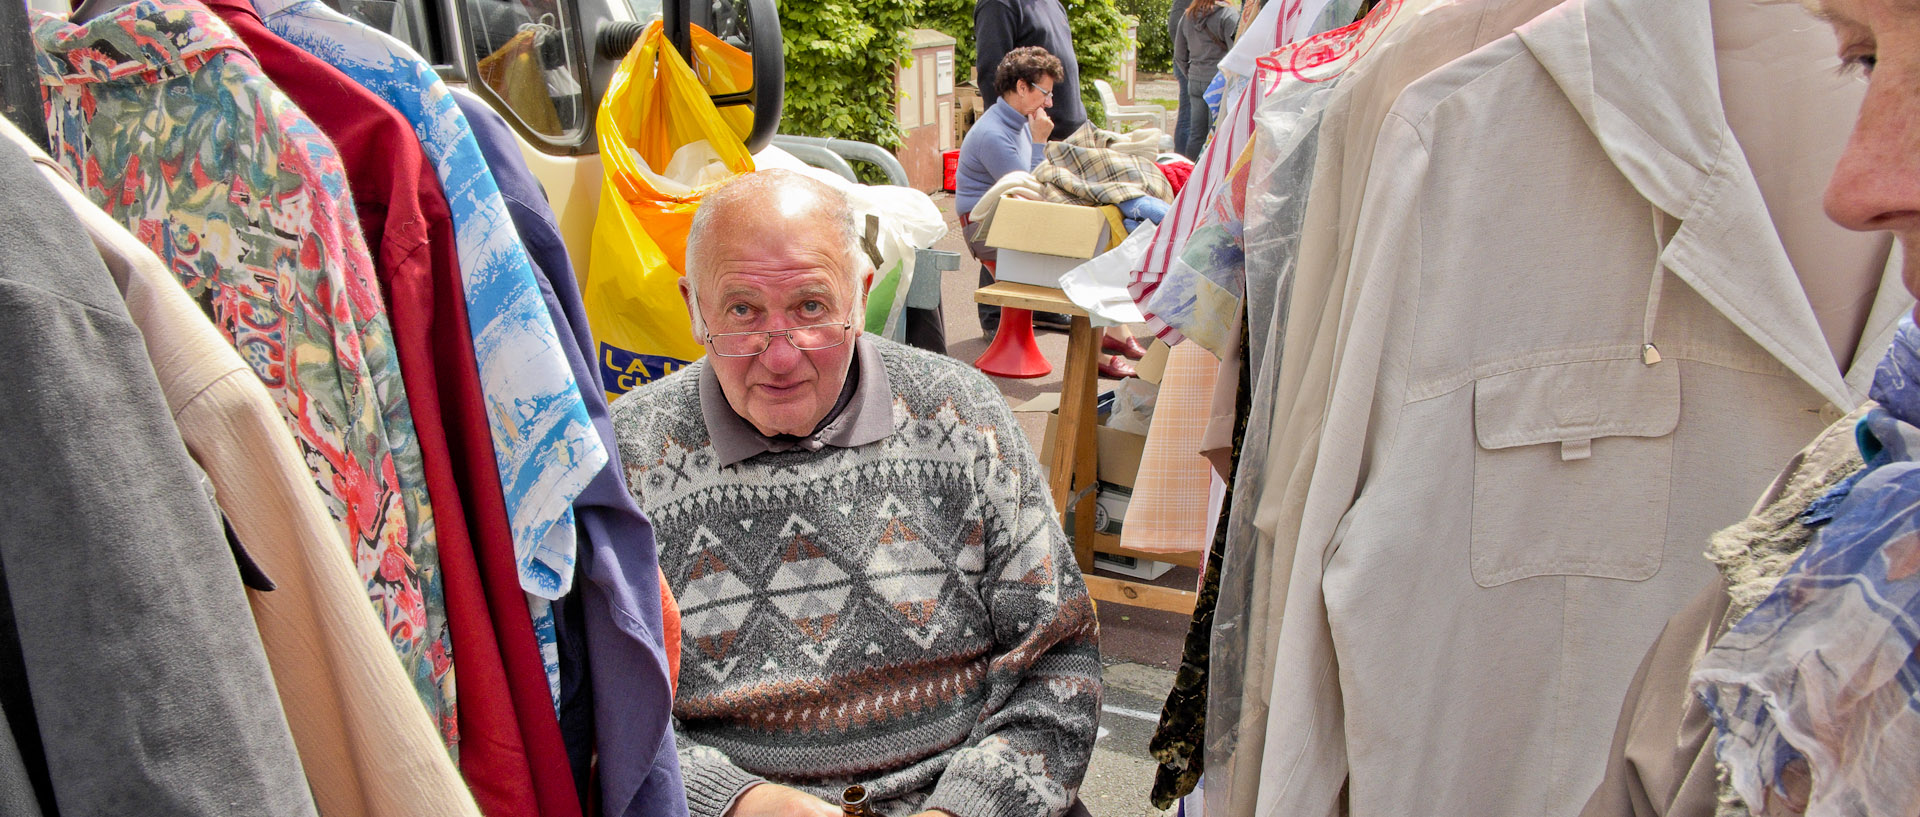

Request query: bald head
[{"left": 685, "top": 170, "right": 869, "bottom": 333}]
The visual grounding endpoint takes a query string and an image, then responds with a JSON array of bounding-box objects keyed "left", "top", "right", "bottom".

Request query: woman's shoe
[
  {"left": 1098, "top": 354, "right": 1137, "bottom": 380},
  {"left": 1102, "top": 334, "right": 1148, "bottom": 360}
]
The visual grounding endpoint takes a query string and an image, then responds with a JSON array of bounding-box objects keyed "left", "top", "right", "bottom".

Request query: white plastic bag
[{"left": 1059, "top": 220, "right": 1157, "bottom": 327}]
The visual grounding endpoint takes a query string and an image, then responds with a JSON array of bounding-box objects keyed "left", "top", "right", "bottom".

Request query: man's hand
[
  {"left": 726, "top": 783, "right": 842, "bottom": 817},
  {"left": 1028, "top": 106, "right": 1054, "bottom": 143}
]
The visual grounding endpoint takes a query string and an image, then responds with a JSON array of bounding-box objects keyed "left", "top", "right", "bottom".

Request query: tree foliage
[
  {"left": 1115, "top": 0, "right": 1172, "bottom": 73},
  {"left": 778, "top": 0, "right": 918, "bottom": 151}
]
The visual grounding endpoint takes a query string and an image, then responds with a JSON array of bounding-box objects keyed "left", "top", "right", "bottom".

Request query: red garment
[
  {"left": 659, "top": 575, "right": 680, "bottom": 694},
  {"left": 1156, "top": 159, "right": 1194, "bottom": 195},
  {"left": 200, "top": 3, "right": 558, "bottom": 814}
]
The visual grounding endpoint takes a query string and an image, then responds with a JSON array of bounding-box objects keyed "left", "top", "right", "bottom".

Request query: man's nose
[
  {"left": 756, "top": 331, "right": 806, "bottom": 372},
  {"left": 1826, "top": 78, "right": 1920, "bottom": 234}
]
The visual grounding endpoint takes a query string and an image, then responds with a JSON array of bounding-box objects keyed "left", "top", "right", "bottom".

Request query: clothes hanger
[
  {"left": 0, "top": 0, "right": 49, "bottom": 152},
  {"left": 66, "top": 0, "right": 133, "bottom": 26}
]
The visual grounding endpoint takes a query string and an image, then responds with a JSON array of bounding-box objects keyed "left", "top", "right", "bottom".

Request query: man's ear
[
  {"left": 861, "top": 269, "right": 876, "bottom": 296},
  {"left": 678, "top": 276, "right": 702, "bottom": 340}
]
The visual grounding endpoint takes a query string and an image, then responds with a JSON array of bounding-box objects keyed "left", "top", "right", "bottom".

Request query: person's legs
[
  {"left": 977, "top": 263, "right": 999, "bottom": 333},
  {"left": 1182, "top": 88, "right": 1213, "bottom": 159},
  {"left": 960, "top": 212, "right": 999, "bottom": 332},
  {"left": 902, "top": 303, "right": 947, "bottom": 355},
  {"left": 1171, "top": 64, "right": 1190, "bottom": 154}
]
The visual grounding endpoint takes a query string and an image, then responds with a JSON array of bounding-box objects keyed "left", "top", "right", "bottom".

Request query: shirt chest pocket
[{"left": 1469, "top": 358, "right": 1680, "bottom": 587}]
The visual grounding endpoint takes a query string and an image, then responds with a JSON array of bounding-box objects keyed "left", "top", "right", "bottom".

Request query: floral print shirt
[
  {"left": 258, "top": 0, "right": 611, "bottom": 705},
  {"left": 34, "top": 0, "right": 457, "bottom": 743}
]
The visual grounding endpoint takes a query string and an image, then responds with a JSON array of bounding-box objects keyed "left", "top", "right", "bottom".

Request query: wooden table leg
[{"left": 1060, "top": 316, "right": 1101, "bottom": 573}]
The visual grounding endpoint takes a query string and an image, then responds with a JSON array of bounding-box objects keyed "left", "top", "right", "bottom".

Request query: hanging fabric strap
[{"left": 1643, "top": 203, "right": 1668, "bottom": 366}]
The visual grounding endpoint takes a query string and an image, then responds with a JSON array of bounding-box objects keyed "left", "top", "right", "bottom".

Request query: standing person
[
  {"left": 975, "top": 0, "right": 1086, "bottom": 141},
  {"left": 1167, "top": 0, "right": 1193, "bottom": 156},
  {"left": 1173, "top": 0, "right": 1239, "bottom": 159},
  {"left": 955, "top": 47, "right": 1142, "bottom": 378}
]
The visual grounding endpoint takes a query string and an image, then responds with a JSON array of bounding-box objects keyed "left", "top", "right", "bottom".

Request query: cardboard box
[
  {"left": 1134, "top": 339, "right": 1172, "bottom": 385},
  {"left": 954, "top": 82, "right": 984, "bottom": 145},
  {"left": 1017, "top": 393, "right": 1147, "bottom": 489},
  {"left": 1013, "top": 394, "right": 1172, "bottom": 577},
  {"left": 983, "top": 198, "right": 1111, "bottom": 288}
]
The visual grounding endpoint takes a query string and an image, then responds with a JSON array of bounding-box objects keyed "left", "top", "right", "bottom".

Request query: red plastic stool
[{"left": 974, "top": 307, "right": 1052, "bottom": 378}]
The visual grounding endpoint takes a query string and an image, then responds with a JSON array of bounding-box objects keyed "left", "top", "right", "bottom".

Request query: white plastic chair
[{"left": 1093, "top": 78, "right": 1165, "bottom": 131}]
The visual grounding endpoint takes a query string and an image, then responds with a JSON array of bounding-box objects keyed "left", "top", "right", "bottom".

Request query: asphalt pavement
[{"left": 925, "top": 185, "right": 1191, "bottom": 817}]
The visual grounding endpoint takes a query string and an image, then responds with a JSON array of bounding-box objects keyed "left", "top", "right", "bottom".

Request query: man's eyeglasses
[
  {"left": 1029, "top": 81, "right": 1054, "bottom": 100},
  {"left": 704, "top": 319, "right": 855, "bottom": 357}
]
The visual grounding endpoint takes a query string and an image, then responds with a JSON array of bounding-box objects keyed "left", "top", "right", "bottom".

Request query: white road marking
[{"left": 1102, "top": 704, "right": 1162, "bottom": 723}]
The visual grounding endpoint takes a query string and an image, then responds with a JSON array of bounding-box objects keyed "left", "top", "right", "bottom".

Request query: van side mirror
[{"left": 594, "top": 0, "right": 782, "bottom": 153}]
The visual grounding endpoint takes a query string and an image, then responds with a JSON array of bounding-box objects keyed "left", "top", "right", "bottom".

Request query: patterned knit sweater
[{"left": 609, "top": 338, "right": 1102, "bottom": 817}]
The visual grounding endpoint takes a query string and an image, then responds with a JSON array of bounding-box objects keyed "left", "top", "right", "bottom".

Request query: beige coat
[
  {"left": 1237, "top": 1, "right": 1908, "bottom": 817},
  {"left": 8, "top": 125, "right": 483, "bottom": 817},
  {"left": 1204, "top": 0, "right": 1571, "bottom": 810}
]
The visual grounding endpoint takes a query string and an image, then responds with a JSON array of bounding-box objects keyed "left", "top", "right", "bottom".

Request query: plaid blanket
[
  {"left": 1692, "top": 318, "right": 1920, "bottom": 817},
  {"left": 1034, "top": 122, "right": 1174, "bottom": 206}
]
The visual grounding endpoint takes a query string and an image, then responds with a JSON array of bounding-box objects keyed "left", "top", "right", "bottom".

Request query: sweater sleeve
[
  {"left": 921, "top": 373, "right": 1103, "bottom": 817},
  {"left": 979, "top": 124, "right": 1040, "bottom": 185},
  {"left": 973, "top": 0, "right": 1016, "bottom": 96},
  {"left": 673, "top": 719, "right": 765, "bottom": 817}
]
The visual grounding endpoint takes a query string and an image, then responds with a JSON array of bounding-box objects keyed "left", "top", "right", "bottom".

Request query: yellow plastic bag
[{"left": 586, "top": 21, "right": 754, "bottom": 402}]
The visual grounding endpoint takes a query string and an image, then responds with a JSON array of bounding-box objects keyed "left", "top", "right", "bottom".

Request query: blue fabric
[
  {"left": 1204, "top": 71, "right": 1226, "bottom": 117},
  {"left": 1693, "top": 318, "right": 1920, "bottom": 815},
  {"left": 454, "top": 91, "right": 685, "bottom": 817},
  {"left": 258, "top": 0, "right": 608, "bottom": 621},
  {"left": 955, "top": 100, "right": 1044, "bottom": 213},
  {"left": 1116, "top": 195, "right": 1170, "bottom": 224}
]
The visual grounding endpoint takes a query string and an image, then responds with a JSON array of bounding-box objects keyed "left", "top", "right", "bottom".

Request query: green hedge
[
  {"left": 778, "top": 0, "right": 918, "bottom": 151},
  {"left": 1116, "top": 0, "right": 1172, "bottom": 73},
  {"left": 910, "top": 0, "right": 1131, "bottom": 128}
]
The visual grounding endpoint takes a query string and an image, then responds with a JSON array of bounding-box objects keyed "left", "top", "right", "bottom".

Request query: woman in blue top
[{"left": 956, "top": 46, "right": 1145, "bottom": 376}]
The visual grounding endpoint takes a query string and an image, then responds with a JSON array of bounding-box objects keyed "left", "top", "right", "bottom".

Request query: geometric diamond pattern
[
  {"left": 767, "top": 516, "right": 852, "bottom": 644},
  {"left": 867, "top": 494, "right": 948, "bottom": 635},
  {"left": 679, "top": 525, "right": 756, "bottom": 661}
]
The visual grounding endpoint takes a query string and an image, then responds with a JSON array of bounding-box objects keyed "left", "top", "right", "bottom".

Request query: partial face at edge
[{"left": 1820, "top": 0, "right": 1920, "bottom": 316}]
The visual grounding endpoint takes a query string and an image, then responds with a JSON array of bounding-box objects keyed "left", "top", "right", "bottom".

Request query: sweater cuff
[
  {"left": 923, "top": 769, "right": 1062, "bottom": 817},
  {"left": 682, "top": 759, "right": 764, "bottom": 817}
]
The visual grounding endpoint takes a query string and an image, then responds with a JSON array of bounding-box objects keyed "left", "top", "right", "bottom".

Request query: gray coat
[
  {"left": 0, "top": 128, "right": 317, "bottom": 817},
  {"left": 1173, "top": 3, "right": 1239, "bottom": 96}
]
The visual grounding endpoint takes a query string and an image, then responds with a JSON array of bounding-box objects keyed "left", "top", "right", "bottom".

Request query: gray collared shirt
[{"left": 700, "top": 335, "right": 894, "bottom": 467}]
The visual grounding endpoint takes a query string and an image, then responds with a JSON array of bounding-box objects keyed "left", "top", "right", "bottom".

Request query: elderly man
[{"left": 609, "top": 169, "right": 1102, "bottom": 817}]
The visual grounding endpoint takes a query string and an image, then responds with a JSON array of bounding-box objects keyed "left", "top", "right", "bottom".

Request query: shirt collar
[
  {"left": 34, "top": 0, "right": 247, "bottom": 87},
  {"left": 700, "top": 335, "right": 894, "bottom": 467}
]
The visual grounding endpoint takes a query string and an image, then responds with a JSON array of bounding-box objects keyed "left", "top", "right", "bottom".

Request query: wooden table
[{"left": 974, "top": 281, "right": 1198, "bottom": 615}]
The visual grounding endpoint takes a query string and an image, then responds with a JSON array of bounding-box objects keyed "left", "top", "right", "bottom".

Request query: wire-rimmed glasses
[{"left": 704, "top": 319, "right": 856, "bottom": 357}]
